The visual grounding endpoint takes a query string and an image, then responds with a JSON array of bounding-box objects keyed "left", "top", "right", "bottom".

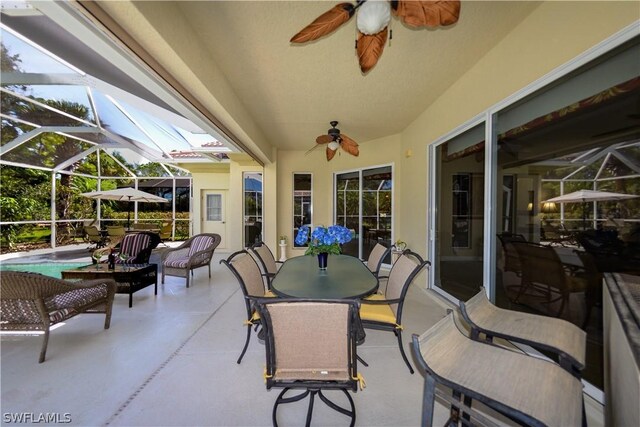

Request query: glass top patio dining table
[{"left": 271, "top": 254, "right": 378, "bottom": 299}]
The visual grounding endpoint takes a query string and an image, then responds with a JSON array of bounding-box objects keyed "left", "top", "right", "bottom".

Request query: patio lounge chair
[
  {"left": 256, "top": 299, "right": 364, "bottom": 426},
  {"left": 106, "top": 225, "right": 126, "bottom": 247},
  {"left": 161, "top": 233, "right": 221, "bottom": 288},
  {"left": 220, "top": 250, "right": 275, "bottom": 364},
  {"left": 84, "top": 225, "right": 107, "bottom": 249},
  {"left": 359, "top": 249, "right": 430, "bottom": 373},
  {"left": 0, "top": 271, "right": 116, "bottom": 363},
  {"left": 460, "top": 288, "right": 586, "bottom": 377},
  {"left": 411, "top": 312, "right": 584, "bottom": 426}
]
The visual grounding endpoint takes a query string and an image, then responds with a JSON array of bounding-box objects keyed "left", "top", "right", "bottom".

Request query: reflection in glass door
[
  {"left": 243, "top": 172, "right": 263, "bottom": 247},
  {"left": 335, "top": 166, "right": 393, "bottom": 261},
  {"left": 432, "top": 124, "right": 485, "bottom": 302}
]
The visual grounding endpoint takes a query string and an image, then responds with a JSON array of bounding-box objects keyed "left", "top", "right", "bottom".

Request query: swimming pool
[{"left": 0, "top": 262, "right": 91, "bottom": 279}]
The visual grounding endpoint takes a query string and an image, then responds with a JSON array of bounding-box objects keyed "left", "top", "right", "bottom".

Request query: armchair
[
  {"left": 0, "top": 271, "right": 116, "bottom": 363},
  {"left": 460, "top": 287, "right": 586, "bottom": 377},
  {"left": 256, "top": 298, "right": 363, "bottom": 426},
  {"left": 411, "top": 312, "right": 583, "bottom": 426},
  {"left": 359, "top": 250, "right": 430, "bottom": 373},
  {"left": 93, "top": 231, "right": 160, "bottom": 265},
  {"left": 161, "top": 233, "right": 221, "bottom": 288},
  {"left": 220, "top": 250, "right": 275, "bottom": 364}
]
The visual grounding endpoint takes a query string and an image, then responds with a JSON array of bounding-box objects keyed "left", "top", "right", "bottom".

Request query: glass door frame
[
  {"left": 334, "top": 162, "right": 395, "bottom": 262},
  {"left": 428, "top": 116, "right": 489, "bottom": 304}
]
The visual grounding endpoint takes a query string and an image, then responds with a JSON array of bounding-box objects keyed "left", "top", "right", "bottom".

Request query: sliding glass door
[
  {"left": 431, "top": 124, "right": 486, "bottom": 302},
  {"left": 335, "top": 165, "right": 393, "bottom": 261}
]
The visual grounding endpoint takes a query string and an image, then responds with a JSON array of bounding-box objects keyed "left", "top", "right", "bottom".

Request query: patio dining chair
[
  {"left": 161, "top": 233, "right": 221, "bottom": 288},
  {"left": 359, "top": 249, "right": 430, "bottom": 373},
  {"left": 459, "top": 287, "right": 586, "bottom": 377},
  {"left": 363, "top": 243, "right": 391, "bottom": 291},
  {"left": 255, "top": 298, "right": 364, "bottom": 427},
  {"left": 411, "top": 312, "right": 584, "bottom": 427},
  {"left": 220, "top": 250, "right": 275, "bottom": 364},
  {"left": 248, "top": 241, "right": 282, "bottom": 290},
  {"left": 511, "top": 241, "right": 589, "bottom": 319}
]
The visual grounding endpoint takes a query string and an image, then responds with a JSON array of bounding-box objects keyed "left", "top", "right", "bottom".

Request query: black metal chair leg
[
  {"left": 237, "top": 324, "right": 252, "bottom": 364},
  {"left": 357, "top": 354, "right": 369, "bottom": 367},
  {"left": 396, "top": 329, "right": 414, "bottom": 373},
  {"left": 305, "top": 390, "right": 316, "bottom": 427}
]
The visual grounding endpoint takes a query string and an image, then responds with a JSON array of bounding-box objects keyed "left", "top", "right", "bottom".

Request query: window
[
  {"left": 206, "top": 194, "right": 222, "bottom": 221},
  {"left": 335, "top": 165, "right": 393, "bottom": 261},
  {"left": 293, "top": 173, "right": 312, "bottom": 248},
  {"left": 243, "top": 172, "right": 263, "bottom": 247}
]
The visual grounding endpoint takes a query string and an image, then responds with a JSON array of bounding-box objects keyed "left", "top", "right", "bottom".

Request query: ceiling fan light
[
  {"left": 328, "top": 141, "right": 340, "bottom": 151},
  {"left": 356, "top": 0, "right": 391, "bottom": 35}
]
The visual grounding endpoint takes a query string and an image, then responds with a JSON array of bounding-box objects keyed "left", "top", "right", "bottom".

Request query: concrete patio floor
[{"left": 1, "top": 244, "right": 603, "bottom": 426}]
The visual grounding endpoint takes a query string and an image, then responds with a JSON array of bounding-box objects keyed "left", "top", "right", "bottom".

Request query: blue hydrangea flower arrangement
[{"left": 295, "top": 225, "right": 352, "bottom": 255}]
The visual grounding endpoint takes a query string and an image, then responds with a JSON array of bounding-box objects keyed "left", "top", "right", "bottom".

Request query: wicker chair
[
  {"left": 460, "top": 287, "right": 586, "bottom": 377},
  {"left": 248, "top": 241, "right": 282, "bottom": 290},
  {"left": 161, "top": 233, "right": 221, "bottom": 288},
  {"left": 411, "top": 312, "right": 584, "bottom": 426},
  {"left": 93, "top": 231, "right": 160, "bottom": 265},
  {"left": 359, "top": 249, "right": 430, "bottom": 373},
  {"left": 256, "top": 299, "right": 363, "bottom": 426},
  {"left": 220, "top": 250, "right": 275, "bottom": 364},
  {"left": 0, "top": 271, "right": 116, "bottom": 363}
]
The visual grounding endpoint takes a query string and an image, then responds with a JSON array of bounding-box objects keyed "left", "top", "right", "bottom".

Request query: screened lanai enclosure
[{"left": 0, "top": 16, "right": 232, "bottom": 250}]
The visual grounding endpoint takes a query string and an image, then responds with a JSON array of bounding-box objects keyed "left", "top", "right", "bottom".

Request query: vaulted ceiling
[{"left": 100, "top": 1, "right": 541, "bottom": 154}]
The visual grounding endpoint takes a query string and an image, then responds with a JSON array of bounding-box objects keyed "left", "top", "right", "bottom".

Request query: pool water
[{"left": 0, "top": 262, "right": 90, "bottom": 279}]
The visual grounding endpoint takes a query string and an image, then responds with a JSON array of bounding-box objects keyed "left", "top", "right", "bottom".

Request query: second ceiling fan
[{"left": 311, "top": 121, "right": 359, "bottom": 161}]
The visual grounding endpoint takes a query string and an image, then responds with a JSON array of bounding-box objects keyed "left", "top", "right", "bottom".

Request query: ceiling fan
[
  {"left": 308, "top": 121, "right": 359, "bottom": 161},
  {"left": 290, "top": 0, "right": 461, "bottom": 73}
]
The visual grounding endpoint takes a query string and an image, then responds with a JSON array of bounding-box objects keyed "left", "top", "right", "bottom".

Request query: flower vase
[{"left": 317, "top": 252, "right": 328, "bottom": 270}]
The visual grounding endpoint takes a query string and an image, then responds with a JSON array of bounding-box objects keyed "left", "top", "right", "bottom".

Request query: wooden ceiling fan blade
[
  {"left": 316, "top": 134, "right": 333, "bottom": 144},
  {"left": 290, "top": 3, "right": 355, "bottom": 44},
  {"left": 326, "top": 146, "right": 337, "bottom": 161},
  {"left": 392, "top": 0, "right": 461, "bottom": 28},
  {"left": 357, "top": 28, "right": 388, "bottom": 73},
  {"left": 340, "top": 134, "right": 360, "bottom": 156}
]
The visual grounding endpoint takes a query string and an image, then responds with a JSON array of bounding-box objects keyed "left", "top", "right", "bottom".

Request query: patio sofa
[{"left": 0, "top": 271, "right": 116, "bottom": 363}]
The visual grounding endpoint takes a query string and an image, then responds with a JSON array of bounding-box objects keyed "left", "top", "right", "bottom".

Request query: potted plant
[
  {"left": 279, "top": 235, "right": 287, "bottom": 245},
  {"left": 394, "top": 239, "right": 407, "bottom": 251},
  {"left": 294, "top": 225, "right": 352, "bottom": 269}
]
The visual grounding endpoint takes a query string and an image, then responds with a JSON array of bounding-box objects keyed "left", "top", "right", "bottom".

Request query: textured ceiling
[{"left": 173, "top": 1, "right": 539, "bottom": 151}]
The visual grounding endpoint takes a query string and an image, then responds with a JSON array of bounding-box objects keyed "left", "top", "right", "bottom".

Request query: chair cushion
[
  {"left": 164, "top": 258, "right": 190, "bottom": 268},
  {"left": 360, "top": 294, "right": 397, "bottom": 324},
  {"left": 188, "top": 236, "right": 215, "bottom": 257}
]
